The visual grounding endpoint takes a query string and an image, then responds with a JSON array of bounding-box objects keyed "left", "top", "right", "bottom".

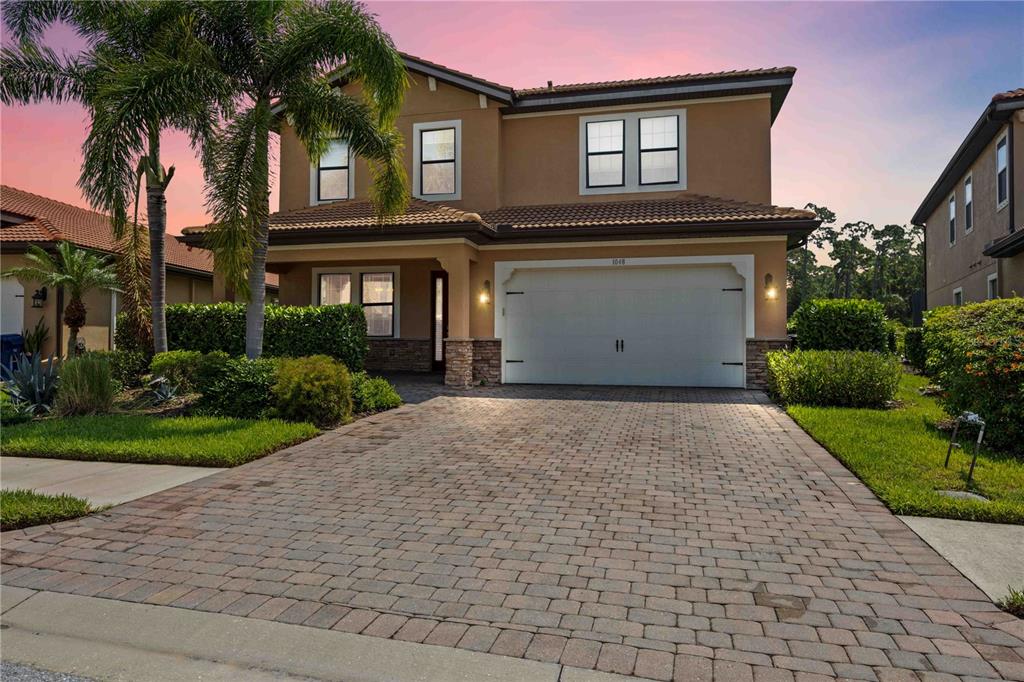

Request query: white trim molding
[
  {"left": 412, "top": 119, "right": 462, "bottom": 202},
  {"left": 311, "top": 265, "right": 401, "bottom": 338},
  {"left": 493, "top": 253, "right": 755, "bottom": 341},
  {"left": 996, "top": 130, "right": 1009, "bottom": 212}
]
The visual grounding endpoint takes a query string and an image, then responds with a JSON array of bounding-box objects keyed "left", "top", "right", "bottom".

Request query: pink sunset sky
[{"left": 1, "top": 1, "right": 1021, "bottom": 240}]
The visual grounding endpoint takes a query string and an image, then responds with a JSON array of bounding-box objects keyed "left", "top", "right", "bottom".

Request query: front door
[{"left": 431, "top": 271, "right": 448, "bottom": 372}]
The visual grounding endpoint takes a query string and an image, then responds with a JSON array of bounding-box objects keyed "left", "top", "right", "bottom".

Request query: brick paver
[{"left": 3, "top": 378, "right": 1020, "bottom": 680}]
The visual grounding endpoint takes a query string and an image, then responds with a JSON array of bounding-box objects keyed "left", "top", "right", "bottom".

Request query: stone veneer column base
[
  {"left": 746, "top": 337, "right": 790, "bottom": 389},
  {"left": 365, "top": 339, "right": 433, "bottom": 373},
  {"left": 444, "top": 338, "right": 502, "bottom": 387}
]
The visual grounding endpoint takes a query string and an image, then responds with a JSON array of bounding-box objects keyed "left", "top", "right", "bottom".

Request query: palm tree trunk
[
  {"left": 146, "top": 127, "right": 168, "bottom": 355},
  {"left": 245, "top": 122, "right": 271, "bottom": 360}
]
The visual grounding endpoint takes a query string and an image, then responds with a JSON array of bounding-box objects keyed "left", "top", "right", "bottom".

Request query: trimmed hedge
[
  {"left": 165, "top": 303, "right": 368, "bottom": 370},
  {"left": 197, "top": 357, "right": 278, "bottom": 420},
  {"left": 791, "top": 299, "right": 888, "bottom": 352},
  {"left": 273, "top": 355, "right": 352, "bottom": 427},
  {"left": 923, "top": 299, "right": 1024, "bottom": 454},
  {"left": 767, "top": 349, "right": 902, "bottom": 408},
  {"left": 151, "top": 350, "right": 203, "bottom": 391},
  {"left": 904, "top": 327, "right": 926, "bottom": 371}
]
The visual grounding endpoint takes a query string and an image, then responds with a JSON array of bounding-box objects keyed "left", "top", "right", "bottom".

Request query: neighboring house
[
  {"left": 913, "top": 89, "right": 1024, "bottom": 308},
  {"left": 183, "top": 54, "right": 819, "bottom": 388},
  {"left": 0, "top": 185, "right": 277, "bottom": 356}
]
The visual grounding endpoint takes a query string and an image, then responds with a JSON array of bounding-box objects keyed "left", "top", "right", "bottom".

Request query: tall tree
[
  {"left": 2, "top": 243, "right": 120, "bottom": 356},
  {"left": 0, "top": 0, "right": 225, "bottom": 354},
  {"left": 188, "top": 0, "right": 408, "bottom": 358}
]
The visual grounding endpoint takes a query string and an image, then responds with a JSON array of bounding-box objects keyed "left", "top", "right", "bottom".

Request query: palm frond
[{"left": 0, "top": 45, "right": 92, "bottom": 106}]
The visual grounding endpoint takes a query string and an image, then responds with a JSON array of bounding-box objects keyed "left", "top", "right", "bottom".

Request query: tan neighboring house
[
  {"left": 0, "top": 185, "right": 276, "bottom": 357},
  {"left": 183, "top": 53, "right": 819, "bottom": 388},
  {"left": 913, "top": 89, "right": 1024, "bottom": 308}
]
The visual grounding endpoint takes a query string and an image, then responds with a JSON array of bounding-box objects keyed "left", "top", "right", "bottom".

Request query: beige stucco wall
[
  {"left": 269, "top": 237, "right": 789, "bottom": 341},
  {"left": 278, "top": 77, "right": 774, "bottom": 213},
  {"left": 926, "top": 117, "right": 1022, "bottom": 306}
]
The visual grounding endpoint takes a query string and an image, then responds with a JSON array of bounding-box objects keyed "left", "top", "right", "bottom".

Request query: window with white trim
[
  {"left": 579, "top": 109, "right": 686, "bottom": 195},
  {"left": 413, "top": 120, "right": 461, "bottom": 201},
  {"left": 312, "top": 266, "right": 400, "bottom": 338},
  {"left": 317, "top": 139, "right": 350, "bottom": 202},
  {"left": 964, "top": 174, "right": 973, "bottom": 233},
  {"left": 953, "top": 287, "right": 963, "bottom": 306},
  {"left": 996, "top": 132, "right": 1008, "bottom": 209},
  {"left": 987, "top": 273, "right": 999, "bottom": 300},
  {"left": 948, "top": 194, "right": 956, "bottom": 245},
  {"left": 361, "top": 272, "right": 394, "bottom": 337},
  {"left": 318, "top": 273, "right": 351, "bottom": 305}
]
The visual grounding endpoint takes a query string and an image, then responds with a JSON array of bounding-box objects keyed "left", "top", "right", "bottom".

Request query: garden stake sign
[{"left": 944, "top": 411, "right": 986, "bottom": 486}]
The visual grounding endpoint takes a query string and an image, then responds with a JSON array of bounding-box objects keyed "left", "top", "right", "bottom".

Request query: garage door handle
[{"left": 722, "top": 362, "right": 743, "bottom": 366}]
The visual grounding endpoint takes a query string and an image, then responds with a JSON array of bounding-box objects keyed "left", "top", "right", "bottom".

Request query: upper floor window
[
  {"left": 639, "top": 115, "right": 679, "bottom": 185},
  {"left": 964, "top": 174, "right": 973, "bottom": 233},
  {"left": 579, "top": 109, "right": 686, "bottom": 196},
  {"left": 585, "top": 120, "right": 625, "bottom": 187},
  {"left": 317, "top": 140, "right": 349, "bottom": 202},
  {"left": 948, "top": 194, "right": 956, "bottom": 245},
  {"left": 996, "top": 132, "right": 1008, "bottom": 210},
  {"left": 413, "top": 120, "right": 461, "bottom": 201}
]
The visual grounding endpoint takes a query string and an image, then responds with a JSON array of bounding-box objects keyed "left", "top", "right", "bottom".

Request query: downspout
[{"left": 1008, "top": 121, "right": 1015, "bottom": 234}]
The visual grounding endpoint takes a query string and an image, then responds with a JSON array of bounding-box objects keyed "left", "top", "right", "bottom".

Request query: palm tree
[
  {"left": 189, "top": 0, "right": 408, "bottom": 358},
  {"left": 0, "top": 0, "right": 225, "bottom": 355},
  {"left": 2, "top": 243, "right": 120, "bottom": 356}
]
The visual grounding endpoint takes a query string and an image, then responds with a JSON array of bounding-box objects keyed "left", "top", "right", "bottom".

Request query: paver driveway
[{"left": 3, "top": 380, "right": 1022, "bottom": 681}]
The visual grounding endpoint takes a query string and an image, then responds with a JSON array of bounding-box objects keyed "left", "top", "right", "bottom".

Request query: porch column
[{"left": 438, "top": 247, "right": 473, "bottom": 387}]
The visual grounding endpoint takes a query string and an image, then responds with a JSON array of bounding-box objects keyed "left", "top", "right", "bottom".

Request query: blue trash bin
[{"left": 1, "top": 333, "right": 25, "bottom": 372}]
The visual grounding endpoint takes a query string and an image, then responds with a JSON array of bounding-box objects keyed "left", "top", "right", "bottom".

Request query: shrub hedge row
[
  {"left": 791, "top": 299, "right": 888, "bottom": 352},
  {"left": 923, "top": 299, "right": 1023, "bottom": 454},
  {"left": 904, "top": 327, "right": 926, "bottom": 371},
  {"left": 767, "top": 349, "right": 902, "bottom": 408}
]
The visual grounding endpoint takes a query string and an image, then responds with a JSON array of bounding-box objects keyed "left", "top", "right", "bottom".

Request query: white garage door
[{"left": 502, "top": 264, "right": 746, "bottom": 387}]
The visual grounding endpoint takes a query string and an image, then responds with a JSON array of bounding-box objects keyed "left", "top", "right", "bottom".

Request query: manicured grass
[
  {"left": 0, "top": 415, "right": 319, "bottom": 467},
  {"left": 786, "top": 373, "right": 1024, "bottom": 524},
  {"left": 999, "top": 587, "right": 1024, "bottom": 618},
  {"left": 1, "top": 489, "right": 92, "bottom": 530}
]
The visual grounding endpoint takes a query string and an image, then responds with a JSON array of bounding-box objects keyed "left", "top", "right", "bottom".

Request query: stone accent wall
[
  {"left": 365, "top": 338, "right": 432, "bottom": 373},
  {"left": 746, "top": 337, "right": 790, "bottom": 390},
  {"left": 444, "top": 338, "right": 502, "bottom": 387}
]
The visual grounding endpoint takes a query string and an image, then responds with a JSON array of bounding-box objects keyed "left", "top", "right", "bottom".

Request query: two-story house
[
  {"left": 913, "top": 89, "right": 1023, "bottom": 308},
  {"left": 183, "top": 54, "right": 818, "bottom": 388}
]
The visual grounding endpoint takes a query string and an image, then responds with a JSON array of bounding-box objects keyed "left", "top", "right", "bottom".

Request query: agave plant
[
  {"left": 147, "top": 376, "right": 178, "bottom": 405},
  {"left": 1, "top": 353, "right": 61, "bottom": 415}
]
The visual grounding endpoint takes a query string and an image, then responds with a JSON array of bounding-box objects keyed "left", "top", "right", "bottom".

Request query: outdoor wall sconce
[
  {"left": 764, "top": 274, "right": 778, "bottom": 301},
  {"left": 479, "top": 280, "right": 491, "bottom": 304},
  {"left": 31, "top": 287, "right": 47, "bottom": 308}
]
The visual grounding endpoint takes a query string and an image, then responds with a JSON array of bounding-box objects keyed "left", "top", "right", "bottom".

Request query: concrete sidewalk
[
  {"left": 0, "top": 457, "right": 221, "bottom": 507},
  {"left": 900, "top": 515, "right": 1024, "bottom": 602},
  {"left": 0, "top": 587, "right": 642, "bottom": 682}
]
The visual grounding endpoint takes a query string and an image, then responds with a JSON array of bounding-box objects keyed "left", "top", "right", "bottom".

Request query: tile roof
[
  {"left": 0, "top": 185, "right": 215, "bottom": 275},
  {"left": 515, "top": 66, "right": 797, "bottom": 97},
  {"left": 992, "top": 88, "right": 1024, "bottom": 103},
  {"left": 185, "top": 198, "right": 492, "bottom": 234},
  {"left": 400, "top": 53, "right": 514, "bottom": 97},
  {"left": 481, "top": 194, "right": 816, "bottom": 230}
]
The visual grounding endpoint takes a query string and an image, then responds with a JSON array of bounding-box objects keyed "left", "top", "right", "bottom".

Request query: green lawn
[
  {"left": 1, "top": 489, "right": 92, "bottom": 530},
  {"left": 0, "top": 415, "right": 319, "bottom": 467},
  {"left": 787, "top": 373, "right": 1024, "bottom": 524}
]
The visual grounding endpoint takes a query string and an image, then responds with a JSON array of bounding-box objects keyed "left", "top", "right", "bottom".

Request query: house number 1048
[{"left": 611, "top": 258, "right": 627, "bottom": 265}]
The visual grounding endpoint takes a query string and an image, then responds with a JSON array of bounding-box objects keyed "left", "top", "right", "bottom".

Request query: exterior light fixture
[
  {"left": 764, "top": 274, "right": 778, "bottom": 301},
  {"left": 479, "top": 280, "right": 491, "bottom": 304},
  {"left": 31, "top": 287, "right": 47, "bottom": 308}
]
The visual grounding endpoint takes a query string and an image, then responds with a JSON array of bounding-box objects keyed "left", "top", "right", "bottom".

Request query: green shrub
[
  {"left": 767, "top": 349, "right": 902, "bottom": 408},
  {"left": 89, "top": 349, "right": 148, "bottom": 389},
  {"left": 1, "top": 399, "right": 32, "bottom": 425},
  {"left": 790, "top": 299, "right": 888, "bottom": 352},
  {"left": 351, "top": 371, "right": 402, "bottom": 413},
  {"left": 904, "top": 327, "right": 926, "bottom": 371},
  {"left": 272, "top": 355, "right": 351, "bottom": 427},
  {"left": 923, "top": 299, "right": 1024, "bottom": 454},
  {"left": 166, "top": 303, "right": 368, "bottom": 370},
  {"left": 114, "top": 311, "right": 153, "bottom": 359},
  {"left": 150, "top": 350, "right": 203, "bottom": 391},
  {"left": 885, "top": 320, "right": 906, "bottom": 355},
  {"left": 197, "top": 357, "right": 277, "bottom": 419},
  {"left": 196, "top": 351, "right": 232, "bottom": 394},
  {"left": 56, "top": 354, "right": 115, "bottom": 416}
]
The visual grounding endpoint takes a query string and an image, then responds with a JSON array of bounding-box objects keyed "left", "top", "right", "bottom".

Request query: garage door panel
[{"left": 503, "top": 264, "right": 745, "bottom": 387}]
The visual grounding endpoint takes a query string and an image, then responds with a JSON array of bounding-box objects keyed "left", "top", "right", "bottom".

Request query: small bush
[
  {"left": 923, "top": 299, "right": 1024, "bottom": 454},
  {"left": 114, "top": 311, "right": 154, "bottom": 359},
  {"left": 885, "top": 320, "right": 906, "bottom": 355},
  {"left": 197, "top": 357, "right": 277, "bottom": 419},
  {"left": 767, "top": 349, "right": 902, "bottom": 408},
  {"left": 150, "top": 350, "right": 203, "bottom": 391},
  {"left": 56, "top": 354, "right": 115, "bottom": 416},
  {"left": 166, "top": 303, "right": 368, "bottom": 370},
  {"left": 352, "top": 371, "right": 402, "bottom": 413},
  {"left": 89, "top": 349, "right": 148, "bottom": 389},
  {"left": 904, "top": 327, "right": 926, "bottom": 371},
  {"left": 273, "top": 355, "right": 351, "bottom": 427},
  {"left": 196, "top": 351, "right": 232, "bottom": 394},
  {"left": 791, "top": 299, "right": 888, "bottom": 352}
]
